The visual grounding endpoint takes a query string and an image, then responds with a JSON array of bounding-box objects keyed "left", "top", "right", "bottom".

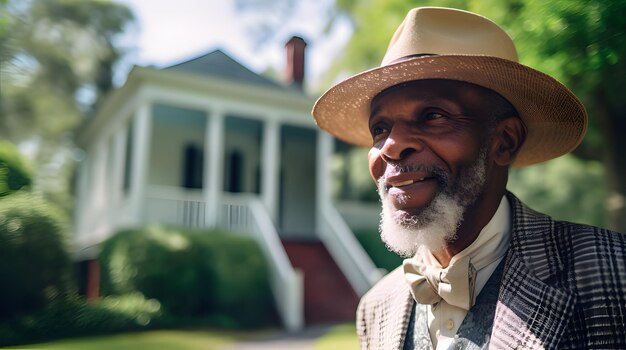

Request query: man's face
[{"left": 368, "top": 80, "right": 497, "bottom": 256}]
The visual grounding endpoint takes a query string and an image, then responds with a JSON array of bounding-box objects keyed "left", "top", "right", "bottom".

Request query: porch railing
[
  {"left": 219, "top": 193, "right": 304, "bottom": 332},
  {"left": 319, "top": 204, "right": 384, "bottom": 296},
  {"left": 144, "top": 186, "right": 206, "bottom": 228}
]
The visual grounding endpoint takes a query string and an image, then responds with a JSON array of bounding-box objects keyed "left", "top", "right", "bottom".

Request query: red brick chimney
[{"left": 284, "top": 36, "right": 307, "bottom": 89}]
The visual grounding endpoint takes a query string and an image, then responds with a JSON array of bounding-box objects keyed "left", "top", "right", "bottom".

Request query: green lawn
[
  {"left": 5, "top": 324, "right": 359, "bottom": 350},
  {"left": 5, "top": 330, "right": 242, "bottom": 350},
  {"left": 314, "top": 323, "right": 359, "bottom": 350}
]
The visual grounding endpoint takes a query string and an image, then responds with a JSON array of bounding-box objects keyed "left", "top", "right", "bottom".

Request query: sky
[{"left": 113, "top": 0, "right": 353, "bottom": 90}]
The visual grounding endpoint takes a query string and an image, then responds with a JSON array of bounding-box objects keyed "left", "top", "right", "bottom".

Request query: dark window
[
  {"left": 183, "top": 144, "right": 204, "bottom": 189},
  {"left": 227, "top": 150, "right": 243, "bottom": 193},
  {"left": 254, "top": 163, "right": 261, "bottom": 194}
]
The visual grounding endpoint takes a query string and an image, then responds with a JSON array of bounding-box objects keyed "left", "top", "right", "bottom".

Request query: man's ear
[{"left": 490, "top": 117, "right": 527, "bottom": 166}]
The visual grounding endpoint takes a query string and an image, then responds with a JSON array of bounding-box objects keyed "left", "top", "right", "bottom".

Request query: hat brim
[{"left": 312, "top": 55, "right": 587, "bottom": 167}]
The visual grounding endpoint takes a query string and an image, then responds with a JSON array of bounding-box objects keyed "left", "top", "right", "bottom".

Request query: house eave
[
  {"left": 77, "top": 66, "right": 319, "bottom": 147},
  {"left": 137, "top": 66, "right": 317, "bottom": 110}
]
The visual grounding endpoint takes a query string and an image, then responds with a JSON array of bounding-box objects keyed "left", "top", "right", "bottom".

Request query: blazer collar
[
  {"left": 490, "top": 193, "right": 577, "bottom": 349},
  {"left": 393, "top": 287, "right": 416, "bottom": 349},
  {"left": 368, "top": 265, "right": 415, "bottom": 350}
]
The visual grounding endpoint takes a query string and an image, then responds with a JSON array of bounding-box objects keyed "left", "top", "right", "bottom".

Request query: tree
[
  {"left": 487, "top": 0, "right": 626, "bottom": 232},
  {"left": 328, "top": 0, "right": 626, "bottom": 232},
  {"left": 0, "top": 0, "right": 134, "bottom": 210}
]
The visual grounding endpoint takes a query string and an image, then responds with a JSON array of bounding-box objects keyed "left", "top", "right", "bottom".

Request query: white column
[
  {"left": 74, "top": 155, "right": 90, "bottom": 242},
  {"left": 103, "top": 136, "right": 114, "bottom": 228},
  {"left": 204, "top": 109, "right": 224, "bottom": 228},
  {"left": 316, "top": 132, "right": 334, "bottom": 227},
  {"left": 129, "top": 102, "right": 152, "bottom": 225},
  {"left": 109, "top": 127, "right": 127, "bottom": 224},
  {"left": 92, "top": 140, "right": 108, "bottom": 239},
  {"left": 261, "top": 119, "right": 280, "bottom": 223}
]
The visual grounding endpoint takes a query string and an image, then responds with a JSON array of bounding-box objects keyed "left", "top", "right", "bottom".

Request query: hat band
[{"left": 388, "top": 53, "right": 436, "bottom": 65}]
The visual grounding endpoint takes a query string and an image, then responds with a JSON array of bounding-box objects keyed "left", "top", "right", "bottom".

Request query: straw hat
[{"left": 312, "top": 7, "right": 587, "bottom": 167}]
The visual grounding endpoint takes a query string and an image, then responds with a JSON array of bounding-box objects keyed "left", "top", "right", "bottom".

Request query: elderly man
[{"left": 312, "top": 7, "right": 626, "bottom": 350}]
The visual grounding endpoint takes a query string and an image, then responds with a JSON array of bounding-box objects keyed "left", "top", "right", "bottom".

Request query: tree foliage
[
  {"left": 1, "top": 0, "right": 134, "bottom": 141},
  {"left": 0, "top": 0, "right": 134, "bottom": 210},
  {"left": 481, "top": 0, "right": 626, "bottom": 231}
]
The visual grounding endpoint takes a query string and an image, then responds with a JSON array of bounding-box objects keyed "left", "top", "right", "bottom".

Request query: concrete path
[{"left": 222, "top": 325, "right": 333, "bottom": 350}]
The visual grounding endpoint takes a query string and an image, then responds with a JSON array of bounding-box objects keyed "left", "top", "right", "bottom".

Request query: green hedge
[
  {"left": 0, "top": 140, "right": 32, "bottom": 197},
  {"left": 354, "top": 228, "right": 403, "bottom": 273},
  {"left": 0, "top": 293, "right": 162, "bottom": 346},
  {"left": 0, "top": 225, "right": 278, "bottom": 346},
  {"left": 0, "top": 192, "right": 74, "bottom": 319},
  {"left": 99, "top": 226, "right": 277, "bottom": 328}
]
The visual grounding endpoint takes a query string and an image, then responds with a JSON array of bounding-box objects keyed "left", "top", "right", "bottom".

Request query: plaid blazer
[{"left": 356, "top": 193, "right": 626, "bottom": 349}]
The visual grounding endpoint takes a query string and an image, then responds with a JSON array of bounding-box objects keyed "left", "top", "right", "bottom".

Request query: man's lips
[
  {"left": 384, "top": 172, "right": 436, "bottom": 189},
  {"left": 387, "top": 177, "right": 429, "bottom": 187}
]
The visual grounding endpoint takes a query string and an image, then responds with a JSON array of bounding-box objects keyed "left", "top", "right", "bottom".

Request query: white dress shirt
[{"left": 417, "top": 196, "right": 511, "bottom": 349}]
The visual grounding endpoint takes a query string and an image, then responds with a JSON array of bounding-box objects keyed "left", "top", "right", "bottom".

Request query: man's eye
[
  {"left": 371, "top": 125, "right": 388, "bottom": 136},
  {"left": 425, "top": 112, "right": 445, "bottom": 120}
]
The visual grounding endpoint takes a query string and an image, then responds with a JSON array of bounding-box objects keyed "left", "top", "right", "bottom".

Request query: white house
[{"left": 73, "top": 37, "right": 383, "bottom": 331}]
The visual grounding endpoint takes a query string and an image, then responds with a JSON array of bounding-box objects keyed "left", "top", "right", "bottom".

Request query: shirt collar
[{"left": 420, "top": 195, "right": 512, "bottom": 271}]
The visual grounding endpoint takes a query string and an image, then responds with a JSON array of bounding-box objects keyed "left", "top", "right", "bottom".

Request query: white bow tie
[{"left": 403, "top": 254, "right": 476, "bottom": 310}]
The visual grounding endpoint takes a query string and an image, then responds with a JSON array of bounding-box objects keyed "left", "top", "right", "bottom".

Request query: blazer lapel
[
  {"left": 491, "top": 253, "right": 576, "bottom": 349},
  {"left": 388, "top": 289, "right": 415, "bottom": 349},
  {"left": 491, "top": 194, "right": 577, "bottom": 349},
  {"left": 362, "top": 266, "right": 415, "bottom": 350}
]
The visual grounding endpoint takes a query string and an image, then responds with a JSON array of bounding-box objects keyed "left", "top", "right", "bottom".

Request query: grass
[
  {"left": 5, "top": 324, "right": 360, "bottom": 350},
  {"left": 4, "top": 329, "right": 243, "bottom": 350},
  {"left": 314, "top": 323, "right": 359, "bottom": 350}
]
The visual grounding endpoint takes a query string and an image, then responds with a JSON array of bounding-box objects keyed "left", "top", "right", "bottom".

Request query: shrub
[
  {"left": 0, "top": 293, "right": 162, "bottom": 346},
  {"left": 201, "top": 233, "right": 275, "bottom": 327},
  {"left": 100, "top": 226, "right": 211, "bottom": 316},
  {"left": 354, "top": 228, "right": 403, "bottom": 273},
  {"left": 99, "top": 227, "right": 276, "bottom": 327},
  {"left": 0, "top": 193, "right": 74, "bottom": 319},
  {"left": 0, "top": 140, "right": 32, "bottom": 197}
]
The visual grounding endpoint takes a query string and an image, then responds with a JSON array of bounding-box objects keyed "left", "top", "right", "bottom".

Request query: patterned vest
[{"left": 403, "top": 259, "right": 506, "bottom": 350}]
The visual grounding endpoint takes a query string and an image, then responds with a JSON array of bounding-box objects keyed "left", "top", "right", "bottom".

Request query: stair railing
[
  {"left": 219, "top": 193, "right": 304, "bottom": 332},
  {"left": 318, "top": 203, "right": 384, "bottom": 296}
]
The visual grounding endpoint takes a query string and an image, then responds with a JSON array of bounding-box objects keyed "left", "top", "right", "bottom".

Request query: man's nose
[{"left": 380, "top": 123, "right": 422, "bottom": 162}]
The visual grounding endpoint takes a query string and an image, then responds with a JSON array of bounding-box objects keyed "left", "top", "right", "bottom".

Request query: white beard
[{"left": 377, "top": 149, "right": 488, "bottom": 257}]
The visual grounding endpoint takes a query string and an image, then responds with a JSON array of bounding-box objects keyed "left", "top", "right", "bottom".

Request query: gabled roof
[{"left": 165, "top": 49, "right": 293, "bottom": 92}]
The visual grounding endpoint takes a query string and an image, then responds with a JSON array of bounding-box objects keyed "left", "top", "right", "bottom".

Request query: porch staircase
[{"left": 282, "top": 240, "right": 360, "bottom": 324}]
